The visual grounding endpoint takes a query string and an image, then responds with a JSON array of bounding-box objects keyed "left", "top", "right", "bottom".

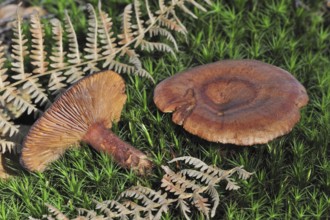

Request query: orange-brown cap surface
[
  {"left": 154, "top": 60, "right": 309, "bottom": 146},
  {"left": 21, "top": 71, "right": 126, "bottom": 171}
]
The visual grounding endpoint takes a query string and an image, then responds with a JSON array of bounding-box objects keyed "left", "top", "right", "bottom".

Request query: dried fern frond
[
  {"left": 118, "top": 4, "right": 135, "bottom": 47},
  {"left": 0, "top": 109, "right": 19, "bottom": 140},
  {"left": 44, "top": 204, "right": 69, "bottom": 220},
  {"left": 0, "top": 42, "right": 8, "bottom": 89},
  {"left": 141, "top": 40, "right": 176, "bottom": 57},
  {"left": 75, "top": 208, "right": 104, "bottom": 220},
  {"left": 0, "top": 41, "right": 19, "bottom": 149},
  {"left": 48, "top": 19, "right": 67, "bottom": 94},
  {"left": 83, "top": 4, "right": 100, "bottom": 74},
  {"left": 36, "top": 156, "right": 253, "bottom": 220},
  {"left": 10, "top": 6, "right": 29, "bottom": 81},
  {"left": 149, "top": 27, "right": 178, "bottom": 50},
  {"left": 98, "top": 1, "right": 117, "bottom": 58},
  {"left": 133, "top": 0, "right": 145, "bottom": 47},
  {"left": 0, "top": 0, "right": 211, "bottom": 156},
  {"left": 30, "top": 12, "right": 48, "bottom": 75}
]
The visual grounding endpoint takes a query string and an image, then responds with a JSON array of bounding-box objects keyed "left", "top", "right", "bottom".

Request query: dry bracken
[
  {"left": 30, "top": 156, "right": 253, "bottom": 220},
  {"left": 0, "top": 0, "right": 212, "bottom": 154}
]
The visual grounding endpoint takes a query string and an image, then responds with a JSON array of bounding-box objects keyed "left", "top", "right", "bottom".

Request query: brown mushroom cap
[
  {"left": 21, "top": 71, "right": 126, "bottom": 171},
  {"left": 154, "top": 60, "right": 309, "bottom": 146}
]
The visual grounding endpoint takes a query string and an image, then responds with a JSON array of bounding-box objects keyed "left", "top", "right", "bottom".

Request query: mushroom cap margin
[{"left": 153, "top": 60, "right": 309, "bottom": 145}]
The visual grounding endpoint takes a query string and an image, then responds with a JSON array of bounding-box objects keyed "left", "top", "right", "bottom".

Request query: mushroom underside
[{"left": 20, "top": 70, "right": 124, "bottom": 171}]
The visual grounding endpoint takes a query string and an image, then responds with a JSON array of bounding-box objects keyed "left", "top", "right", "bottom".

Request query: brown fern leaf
[
  {"left": 48, "top": 19, "right": 67, "bottom": 94},
  {"left": 0, "top": 42, "right": 9, "bottom": 89},
  {"left": 118, "top": 4, "right": 135, "bottom": 47},
  {"left": 30, "top": 12, "right": 48, "bottom": 74},
  {"left": 168, "top": 10, "right": 188, "bottom": 34},
  {"left": 11, "top": 10, "right": 50, "bottom": 107},
  {"left": 145, "top": 0, "right": 156, "bottom": 23},
  {"left": 11, "top": 5, "right": 29, "bottom": 81},
  {"left": 33, "top": 156, "right": 252, "bottom": 219},
  {"left": 0, "top": 0, "right": 213, "bottom": 161},
  {"left": 2, "top": 87, "right": 40, "bottom": 116},
  {"left": 84, "top": 4, "right": 100, "bottom": 74},
  {"left": 76, "top": 208, "right": 105, "bottom": 219},
  {"left": 169, "top": 156, "right": 254, "bottom": 218},
  {"left": 159, "top": 16, "right": 187, "bottom": 34},
  {"left": 117, "top": 4, "right": 145, "bottom": 73},
  {"left": 63, "top": 10, "right": 84, "bottom": 84},
  {"left": 193, "top": 193, "right": 211, "bottom": 219},
  {"left": 98, "top": 1, "right": 117, "bottom": 66},
  {"left": 95, "top": 200, "right": 132, "bottom": 218},
  {"left": 157, "top": 0, "right": 167, "bottom": 14},
  {"left": 133, "top": 0, "right": 146, "bottom": 48},
  {"left": 30, "top": 204, "right": 70, "bottom": 220},
  {"left": 63, "top": 14, "right": 83, "bottom": 82},
  {"left": 161, "top": 165, "right": 201, "bottom": 195},
  {"left": 186, "top": 0, "right": 208, "bottom": 11},
  {"left": 64, "top": 11, "right": 81, "bottom": 65},
  {"left": 0, "top": 108, "right": 19, "bottom": 138},
  {"left": 140, "top": 41, "right": 176, "bottom": 57},
  {"left": 0, "top": 41, "right": 18, "bottom": 151},
  {"left": 148, "top": 27, "right": 178, "bottom": 51}
]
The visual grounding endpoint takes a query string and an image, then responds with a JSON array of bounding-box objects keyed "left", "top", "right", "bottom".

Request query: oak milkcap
[
  {"left": 21, "top": 71, "right": 152, "bottom": 174},
  {"left": 154, "top": 60, "right": 309, "bottom": 146}
]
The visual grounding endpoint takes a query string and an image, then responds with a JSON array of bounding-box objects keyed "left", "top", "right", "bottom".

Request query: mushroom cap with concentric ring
[{"left": 153, "top": 60, "right": 309, "bottom": 146}]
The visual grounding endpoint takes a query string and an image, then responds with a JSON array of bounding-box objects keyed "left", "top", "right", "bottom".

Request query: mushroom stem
[{"left": 82, "top": 122, "right": 153, "bottom": 175}]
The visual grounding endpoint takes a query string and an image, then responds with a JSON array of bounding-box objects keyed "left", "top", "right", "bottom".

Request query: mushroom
[
  {"left": 154, "top": 60, "right": 309, "bottom": 146},
  {"left": 21, "top": 71, "right": 152, "bottom": 174}
]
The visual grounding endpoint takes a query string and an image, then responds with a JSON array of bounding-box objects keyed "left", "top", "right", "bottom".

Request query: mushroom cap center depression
[
  {"left": 153, "top": 60, "right": 309, "bottom": 145},
  {"left": 203, "top": 78, "right": 256, "bottom": 112}
]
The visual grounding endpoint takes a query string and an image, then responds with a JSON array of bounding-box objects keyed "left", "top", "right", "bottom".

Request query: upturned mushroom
[
  {"left": 21, "top": 70, "right": 152, "bottom": 174},
  {"left": 154, "top": 60, "right": 309, "bottom": 146}
]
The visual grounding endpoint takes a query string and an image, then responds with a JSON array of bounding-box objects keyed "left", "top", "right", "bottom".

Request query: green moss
[{"left": 1, "top": 0, "right": 330, "bottom": 219}]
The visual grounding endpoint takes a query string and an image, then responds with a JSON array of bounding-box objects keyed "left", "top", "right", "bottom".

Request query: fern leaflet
[
  {"left": 0, "top": 0, "right": 212, "bottom": 168},
  {"left": 35, "top": 156, "right": 253, "bottom": 220}
]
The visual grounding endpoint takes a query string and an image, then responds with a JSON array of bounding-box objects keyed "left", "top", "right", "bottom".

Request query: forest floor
[{"left": 0, "top": 0, "right": 329, "bottom": 219}]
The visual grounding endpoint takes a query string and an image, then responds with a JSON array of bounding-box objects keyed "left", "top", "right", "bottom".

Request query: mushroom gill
[{"left": 21, "top": 70, "right": 152, "bottom": 174}]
